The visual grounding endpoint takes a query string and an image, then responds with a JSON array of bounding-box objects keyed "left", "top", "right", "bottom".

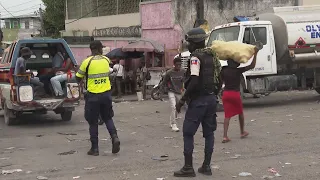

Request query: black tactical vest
[{"left": 185, "top": 51, "right": 215, "bottom": 99}]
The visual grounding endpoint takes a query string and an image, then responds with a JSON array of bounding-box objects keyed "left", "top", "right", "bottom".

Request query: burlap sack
[{"left": 210, "top": 40, "right": 256, "bottom": 63}]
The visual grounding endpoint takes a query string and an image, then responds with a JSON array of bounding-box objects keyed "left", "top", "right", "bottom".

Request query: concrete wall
[
  {"left": 65, "top": 12, "right": 141, "bottom": 62},
  {"left": 300, "top": 0, "right": 320, "bottom": 5},
  {"left": 65, "top": 13, "right": 141, "bottom": 36},
  {"left": 141, "top": 0, "right": 182, "bottom": 67},
  {"left": 173, "top": 0, "right": 297, "bottom": 33},
  {"left": 69, "top": 47, "right": 91, "bottom": 63}
]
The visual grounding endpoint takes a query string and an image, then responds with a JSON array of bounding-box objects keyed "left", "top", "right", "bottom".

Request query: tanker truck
[{"left": 178, "top": 5, "right": 320, "bottom": 97}]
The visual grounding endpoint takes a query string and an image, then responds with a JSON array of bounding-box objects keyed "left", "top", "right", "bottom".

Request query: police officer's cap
[
  {"left": 185, "top": 27, "right": 208, "bottom": 43},
  {"left": 90, "top": 40, "right": 105, "bottom": 50}
]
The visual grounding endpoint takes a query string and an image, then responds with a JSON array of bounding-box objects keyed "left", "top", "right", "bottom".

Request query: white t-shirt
[{"left": 113, "top": 64, "right": 124, "bottom": 77}]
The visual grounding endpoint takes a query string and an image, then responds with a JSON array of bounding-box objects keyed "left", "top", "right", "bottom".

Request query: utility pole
[
  {"left": 39, "top": 5, "right": 45, "bottom": 37},
  {"left": 196, "top": 0, "right": 204, "bottom": 20},
  {"left": 194, "top": 0, "right": 206, "bottom": 28}
]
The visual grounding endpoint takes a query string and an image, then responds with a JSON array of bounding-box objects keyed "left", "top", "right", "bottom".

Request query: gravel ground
[{"left": 1, "top": 90, "right": 320, "bottom": 180}]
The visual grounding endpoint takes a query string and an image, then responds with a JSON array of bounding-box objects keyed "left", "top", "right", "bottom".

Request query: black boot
[
  {"left": 198, "top": 152, "right": 212, "bottom": 175},
  {"left": 111, "top": 134, "right": 120, "bottom": 154},
  {"left": 174, "top": 153, "right": 196, "bottom": 177},
  {"left": 87, "top": 140, "right": 99, "bottom": 156}
]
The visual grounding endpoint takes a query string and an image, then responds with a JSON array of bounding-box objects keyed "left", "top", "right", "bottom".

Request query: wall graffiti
[{"left": 92, "top": 26, "right": 141, "bottom": 37}]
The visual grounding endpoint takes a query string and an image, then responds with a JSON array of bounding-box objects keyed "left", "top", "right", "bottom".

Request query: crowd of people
[
  {"left": 4, "top": 25, "right": 261, "bottom": 177},
  {"left": 72, "top": 25, "right": 261, "bottom": 178},
  {"left": 13, "top": 28, "right": 260, "bottom": 177}
]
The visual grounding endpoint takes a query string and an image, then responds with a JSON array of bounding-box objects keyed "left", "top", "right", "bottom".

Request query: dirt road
[{"left": 1, "top": 91, "right": 320, "bottom": 180}]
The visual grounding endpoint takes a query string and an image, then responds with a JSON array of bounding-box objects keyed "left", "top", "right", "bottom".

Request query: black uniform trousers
[
  {"left": 84, "top": 90, "right": 116, "bottom": 143},
  {"left": 183, "top": 94, "right": 217, "bottom": 154}
]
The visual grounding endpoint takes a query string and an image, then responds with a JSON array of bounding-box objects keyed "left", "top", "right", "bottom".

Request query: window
[
  {"left": 243, "top": 27, "right": 267, "bottom": 45},
  {"left": 13, "top": 21, "right": 19, "bottom": 29},
  {"left": 208, "top": 26, "right": 240, "bottom": 46},
  {"left": 25, "top": 20, "right": 29, "bottom": 29},
  {"left": 5, "top": 21, "right": 10, "bottom": 29}
]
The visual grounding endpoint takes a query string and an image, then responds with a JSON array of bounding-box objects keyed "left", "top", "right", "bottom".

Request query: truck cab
[
  {"left": 208, "top": 21, "right": 282, "bottom": 96},
  {"left": 0, "top": 39, "right": 80, "bottom": 125},
  {"left": 179, "top": 21, "right": 279, "bottom": 96}
]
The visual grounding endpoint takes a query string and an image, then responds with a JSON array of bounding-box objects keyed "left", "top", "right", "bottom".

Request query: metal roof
[{"left": 1, "top": 15, "right": 40, "bottom": 20}]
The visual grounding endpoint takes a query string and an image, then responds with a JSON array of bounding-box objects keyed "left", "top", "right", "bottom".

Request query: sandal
[
  {"left": 241, "top": 132, "right": 249, "bottom": 139},
  {"left": 222, "top": 138, "right": 231, "bottom": 143}
]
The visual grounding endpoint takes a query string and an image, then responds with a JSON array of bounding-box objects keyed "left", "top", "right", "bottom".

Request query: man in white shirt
[{"left": 113, "top": 60, "right": 124, "bottom": 99}]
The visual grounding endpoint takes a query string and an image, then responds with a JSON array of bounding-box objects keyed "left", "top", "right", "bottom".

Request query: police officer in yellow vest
[{"left": 76, "top": 40, "right": 120, "bottom": 156}]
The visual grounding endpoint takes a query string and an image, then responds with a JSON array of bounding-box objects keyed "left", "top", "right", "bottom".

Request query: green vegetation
[{"left": 42, "top": 0, "right": 65, "bottom": 37}]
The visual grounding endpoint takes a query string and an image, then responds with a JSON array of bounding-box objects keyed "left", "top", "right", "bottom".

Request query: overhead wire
[
  {"left": 1, "top": 4, "right": 41, "bottom": 17},
  {"left": 3, "top": 0, "right": 36, "bottom": 9},
  {"left": 3, "top": 4, "right": 41, "bottom": 13},
  {"left": 0, "top": 2, "right": 21, "bottom": 22},
  {"left": 66, "top": 0, "right": 109, "bottom": 24}
]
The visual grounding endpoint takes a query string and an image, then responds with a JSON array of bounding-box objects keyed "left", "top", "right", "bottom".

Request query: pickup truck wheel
[
  {"left": 61, "top": 111, "right": 72, "bottom": 121},
  {"left": 315, "top": 88, "right": 320, "bottom": 94},
  {"left": 4, "top": 104, "right": 16, "bottom": 126}
]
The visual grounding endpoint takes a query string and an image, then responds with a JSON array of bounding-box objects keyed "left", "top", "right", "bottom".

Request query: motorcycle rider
[{"left": 174, "top": 27, "right": 222, "bottom": 177}]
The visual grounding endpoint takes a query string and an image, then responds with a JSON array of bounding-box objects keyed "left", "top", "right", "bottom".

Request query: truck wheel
[
  {"left": 61, "top": 111, "right": 72, "bottom": 121},
  {"left": 315, "top": 88, "right": 320, "bottom": 94},
  {"left": 4, "top": 104, "right": 16, "bottom": 126}
]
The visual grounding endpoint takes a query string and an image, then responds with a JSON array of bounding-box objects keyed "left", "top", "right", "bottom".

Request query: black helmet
[{"left": 185, "top": 27, "right": 208, "bottom": 43}]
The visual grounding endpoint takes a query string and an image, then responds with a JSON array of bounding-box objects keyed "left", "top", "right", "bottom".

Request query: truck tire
[
  {"left": 4, "top": 104, "right": 16, "bottom": 126},
  {"left": 315, "top": 88, "right": 320, "bottom": 94},
  {"left": 61, "top": 111, "right": 72, "bottom": 121}
]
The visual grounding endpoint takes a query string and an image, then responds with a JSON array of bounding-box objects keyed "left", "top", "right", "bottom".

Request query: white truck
[{"left": 178, "top": 5, "right": 320, "bottom": 97}]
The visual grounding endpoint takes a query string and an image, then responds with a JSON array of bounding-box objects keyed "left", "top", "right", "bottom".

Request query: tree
[{"left": 42, "top": 0, "right": 65, "bottom": 37}]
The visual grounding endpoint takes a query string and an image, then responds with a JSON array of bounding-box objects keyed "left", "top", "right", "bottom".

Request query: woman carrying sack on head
[{"left": 221, "top": 47, "right": 259, "bottom": 143}]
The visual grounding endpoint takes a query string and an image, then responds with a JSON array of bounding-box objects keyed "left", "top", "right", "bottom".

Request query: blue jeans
[
  {"left": 50, "top": 73, "right": 75, "bottom": 96},
  {"left": 183, "top": 95, "right": 217, "bottom": 154}
]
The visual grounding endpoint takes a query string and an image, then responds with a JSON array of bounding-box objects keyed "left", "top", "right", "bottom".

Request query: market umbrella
[
  {"left": 122, "top": 39, "right": 164, "bottom": 53},
  {"left": 106, "top": 48, "right": 128, "bottom": 59},
  {"left": 106, "top": 48, "right": 144, "bottom": 59}
]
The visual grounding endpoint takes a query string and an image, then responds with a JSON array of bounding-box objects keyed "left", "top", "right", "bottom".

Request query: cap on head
[
  {"left": 89, "top": 40, "right": 105, "bottom": 50},
  {"left": 20, "top": 47, "right": 32, "bottom": 57},
  {"left": 185, "top": 27, "right": 208, "bottom": 43}
]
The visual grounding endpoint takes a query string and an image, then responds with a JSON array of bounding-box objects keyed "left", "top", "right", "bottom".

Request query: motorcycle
[{"left": 151, "top": 70, "right": 167, "bottom": 100}]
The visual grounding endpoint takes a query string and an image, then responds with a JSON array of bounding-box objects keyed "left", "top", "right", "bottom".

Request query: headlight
[
  {"left": 18, "top": 85, "right": 33, "bottom": 102},
  {"left": 67, "top": 83, "right": 80, "bottom": 99}
]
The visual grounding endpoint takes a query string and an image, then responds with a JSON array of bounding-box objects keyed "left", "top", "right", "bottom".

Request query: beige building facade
[{"left": 299, "top": 0, "right": 320, "bottom": 5}]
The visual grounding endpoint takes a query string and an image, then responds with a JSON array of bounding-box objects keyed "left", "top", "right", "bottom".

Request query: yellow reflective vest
[{"left": 76, "top": 55, "right": 112, "bottom": 93}]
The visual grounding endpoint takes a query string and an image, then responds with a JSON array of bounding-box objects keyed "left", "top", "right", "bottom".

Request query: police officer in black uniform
[
  {"left": 76, "top": 41, "right": 120, "bottom": 156},
  {"left": 174, "top": 28, "right": 222, "bottom": 177}
]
